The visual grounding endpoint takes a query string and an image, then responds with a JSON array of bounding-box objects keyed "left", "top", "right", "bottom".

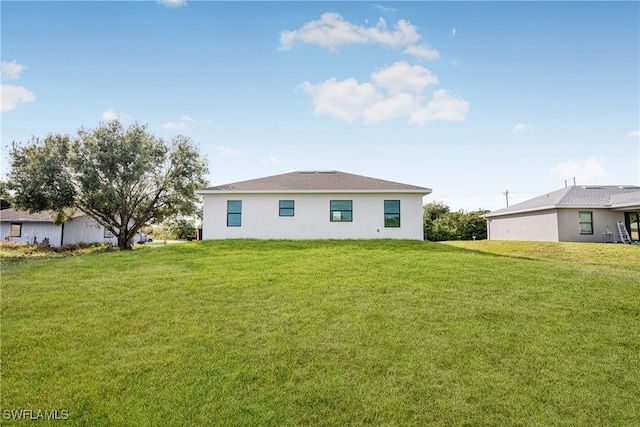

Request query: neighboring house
[
  {"left": 0, "top": 208, "right": 144, "bottom": 247},
  {"left": 484, "top": 185, "right": 640, "bottom": 243},
  {"left": 196, "top": 171, "right": 431, "bottom": 240}
]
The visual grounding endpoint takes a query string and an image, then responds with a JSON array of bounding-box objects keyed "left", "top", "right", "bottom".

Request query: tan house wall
[
  {"left": 487, "top": 209, "right": 559, "bottom": 241},
  {"left": 556, "top": 209, "right": 626, "bottom": 243}
]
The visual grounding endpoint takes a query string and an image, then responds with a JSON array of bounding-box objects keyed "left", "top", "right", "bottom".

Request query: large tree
[{"left": 8, "top": 120, "right": 209, "bottom": 249}]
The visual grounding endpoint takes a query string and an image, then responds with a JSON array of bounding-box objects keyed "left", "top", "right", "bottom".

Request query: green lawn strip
[
  {"left": 441, "top": 240, "right": 640, "bottom": 271},
  {"left": 1, "top": 240, "right": 639, "bottom": 425}
]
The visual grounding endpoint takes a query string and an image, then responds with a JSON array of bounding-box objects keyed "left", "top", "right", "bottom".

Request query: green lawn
[{"left": 1, "top": 240, "right": 638, "bottom": 426}]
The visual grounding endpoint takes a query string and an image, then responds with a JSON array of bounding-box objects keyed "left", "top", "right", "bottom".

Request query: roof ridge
[{"left": 198, "top": 170, "right": 430, "bottom": 193}]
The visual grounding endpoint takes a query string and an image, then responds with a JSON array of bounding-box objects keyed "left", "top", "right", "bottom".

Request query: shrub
[{"left": 423, "top": 202, "right": 489, "bottom": 241}]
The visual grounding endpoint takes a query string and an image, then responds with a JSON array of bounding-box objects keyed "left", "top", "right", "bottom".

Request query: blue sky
[{"left": 2, "top": 1, "right": 639, "bottom": 211}]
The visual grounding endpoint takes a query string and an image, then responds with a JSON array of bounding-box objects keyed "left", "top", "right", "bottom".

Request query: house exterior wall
[
  {"left": 556, "top": 208, "right": 625, "bottom": 243},
  {"left": 202, "top": 192, "right": 424, "bottom": 240},
  {"left": 0, "top": 213, "right": 144, "bottom": 247},
  {"left": 62, "top": 215, "right": 119, "bottom": 246},
  {"left": 487, "top": 209, "right": 559, "bottom": 241},
  {"left": 0, "top": 222, "right": 63, "bottom": 246}
]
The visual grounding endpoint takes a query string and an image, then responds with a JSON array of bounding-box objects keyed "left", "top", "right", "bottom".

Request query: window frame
[
  {"left": 227, "top": 200, "right": 242, "bottom": 227},
  {"left": 384, "top": 200, "right": 401, "bottom": 228},
  {"left": 625, "top": 212, "right": 640, "bottom": 241},
  {"left": 330, "top": 200, "right": 353, "bottom": 222},
  {"left": 279, "top": 200, "right": 295, "bottom": 217},
  {"left": 104, "top": 227, "right": 114, "bottom": 238},
  {"left": 578, "top": 211, "right": 593, "bottom": 235},
  {"left": 9, "top": 223, "right": 22, "bottom": 237}
]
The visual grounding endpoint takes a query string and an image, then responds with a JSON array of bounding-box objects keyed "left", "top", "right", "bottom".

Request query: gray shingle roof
[
  {"left": 609, "top": 190, "right": 640, "bottom": 207},
  {"left": 485, "top": 185, "right": 640, "bottom": 217},
  {"left": 198, "top": 171, "right": 431, "bottom": 194},
  {"left": 0, "top": 208, "right": 85, "bottom": 223}
]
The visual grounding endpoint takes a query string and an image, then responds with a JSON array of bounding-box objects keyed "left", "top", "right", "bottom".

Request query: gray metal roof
[
  {"left": 198, "top": 171, "right": 431, "bottom": 194},
  {"left": 485, "top": 185, "right": 640, "bottom": 217}
]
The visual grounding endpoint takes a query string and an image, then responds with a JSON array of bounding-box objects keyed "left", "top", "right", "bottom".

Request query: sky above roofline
[{"left": 2, "top": 1, "right": 639, "bottom": 211}]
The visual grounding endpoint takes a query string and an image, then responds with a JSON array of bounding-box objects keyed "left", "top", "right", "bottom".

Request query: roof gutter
[
  {"left": 483, "top": 205, "right": 557, "bottom": 218},
  {"left": 484, "top": 204, "right": 640, "bottom": 218}
]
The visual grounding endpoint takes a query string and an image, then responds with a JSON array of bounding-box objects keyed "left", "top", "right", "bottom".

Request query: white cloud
[
  {"left": 157, "top": 0, "right": 186, "bottom": 7},
  {"left": 512, "top": 123, "right": 533, "bottom": 133},
  {"left": 409, "top": 89, "right": 469, "bottom": 125},
  {"left": 549, "top": 156, "right": 607, "bottom": 183},
  {"left": 286, "top": 14, "right": 466, "bottom": 125},
  {"left": 217, "top": 146, "right": 242, "bottom": 157},
  {"left": 1, "top": 60, "right": 26, "bottom": 80},
  {"left": 301, "top": 62, "right": 468, "bottom": 125},
  {"left": 403, "top": 44, "right": 440, "bottom": 60},
  {"left": 102, "top": 109, "right": 118, "bottom": 121},
  {"left": 279, "top": 13, "right": 435, "bottom": 60},
  {"left": 301, "top": 78, "right": 381, "bottom": 123},
  {"left": 363, "top": 93, "right": 418, "bottom": 123},
  {"left": 102, "top": 108, "right": 131, "bottom": 122},
  {"left": 629, "top": 130, "right": 640, "bottom": 137},
  {"left": 371, "top": 61, "right": 438, "bottom": 94},
  {"left": 1, "top": 85, "right": 36, "bottom": 113},
  {"left": 364, "top": 17, "right": 420, "bottom": 48},
  {"left": 162, "top": 115, "right": 195, "bottom": 130},
  {"left": 452, "top": 28, "right": 457, "bottom": 37},
  {"left": 280, "top": 13, "right": 368, "bottom": 51},
  {"left": 376, "top": 5, "right": 397, "bottom": 13},
  {"left": 262, "top": 156, "right": 282, "bottom": 165},
  {"left": 162, "top": 121, "right": 186, "bottom": 130},
  {"left": 1, "top": 60, "right": 35, "bottom": 112}
]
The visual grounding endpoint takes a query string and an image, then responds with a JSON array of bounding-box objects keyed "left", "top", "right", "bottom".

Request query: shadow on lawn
[{"left": 186, "top": 239, "right": 545, "bottom": 263}]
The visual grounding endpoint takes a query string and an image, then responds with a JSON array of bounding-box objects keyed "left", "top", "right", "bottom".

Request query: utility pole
[{"left": 504, "top": 190, "right": 510, "bottom": 207}]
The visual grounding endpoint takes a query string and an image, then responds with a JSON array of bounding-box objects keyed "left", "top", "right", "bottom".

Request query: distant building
[
  {"left": 484, "top": 185, "right": 640, "bottom": 242},
  {"left": 0, "top": 208, "right": 146, "bottom": 247}
]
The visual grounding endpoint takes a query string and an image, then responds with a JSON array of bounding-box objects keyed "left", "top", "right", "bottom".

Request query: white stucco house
[
  {"left": 0, "top": 208, "right": 146, "bottom": 247},
  {"left": 484, "top": 185, "right": 640, "bottom": 243},
  {"left": 196, "top": 171, "right": 431, "bottom": 240}
]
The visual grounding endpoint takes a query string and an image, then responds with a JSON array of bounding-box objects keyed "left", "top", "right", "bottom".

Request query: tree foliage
[
  {"left": 169, "top": 219, "right": 197, "bottom": 240},
  {"left": 0, "top": 180, "right": 14, "bottom": 209},
  {"left": 423, "top": 201, "right": 489, "bottom": 241},
  {"left": 8, "top": 121, "right": 209, "bottom": 249}
]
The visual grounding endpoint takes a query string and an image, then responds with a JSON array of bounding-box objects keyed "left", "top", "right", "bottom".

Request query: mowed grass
[
  {"left": 443, "top": 239, "right": 640, "bottom": 271},
  {"left": 1, "top": 240, "right": 638, "bottom": 426}
]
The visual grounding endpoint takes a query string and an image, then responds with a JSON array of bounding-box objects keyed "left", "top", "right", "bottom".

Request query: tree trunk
[{"left": 117, "top": 231, "right": 133, "bottom": 250}]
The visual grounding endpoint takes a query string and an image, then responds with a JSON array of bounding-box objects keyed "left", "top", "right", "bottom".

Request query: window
[
  {"left": 104, "top": 228, "right": 114, "bottom": 238},
  {"left": 227, "top": 200, "right": 242, "bottom": 227},
  {"left": 279, "top": 200, "right": 295, "bottom": 217},
  {"left": 384, "top": 200, "right": 401, "bottom": 227},
  {"left": 330, "top": 200, "right": 352, "bottom": 222},
  {"left": 578, "top": 211, "right": 593, "bottom": 235},
  {"left": 9, "top": 223, "right": 22, "bottom": 237}
]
